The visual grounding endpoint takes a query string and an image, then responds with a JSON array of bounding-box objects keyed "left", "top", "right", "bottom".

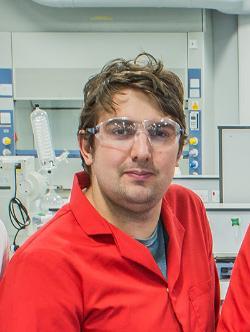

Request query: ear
[
  {"left": 78, "top": 134, "right": 93, "bottom": 166},
  {"left": 175, "top": 148, "right": 183, "bottom": 167}
]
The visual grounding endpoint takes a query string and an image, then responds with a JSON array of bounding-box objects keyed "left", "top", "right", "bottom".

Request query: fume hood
[{"left": 31, "top": 0, "right": 250, "bottom": 15}]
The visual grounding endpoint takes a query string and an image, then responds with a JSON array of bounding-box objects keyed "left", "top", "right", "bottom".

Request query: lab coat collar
[
  {"left": 70, "top": 172, "right": 185, "bottom": 284},
  {"left": 161, "top": 196, "right": 185, "bottom": 292},
  {"left": 69, "top": 172, "right": 112, "bottom": 235}
]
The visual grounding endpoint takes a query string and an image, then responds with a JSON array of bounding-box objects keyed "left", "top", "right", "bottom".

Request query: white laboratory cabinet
[{"left": 218, "top": 126, "right": 250, "bottom": 204}]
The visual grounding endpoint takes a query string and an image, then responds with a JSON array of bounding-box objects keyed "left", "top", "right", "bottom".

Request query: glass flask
[{"left": 40, "top": 186, "right": 64, "bottom": 214}]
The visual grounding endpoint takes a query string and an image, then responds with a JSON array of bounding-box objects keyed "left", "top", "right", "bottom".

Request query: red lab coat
[
  {"left": 0, "top": 172, "right": 220, "bottom": 331},
  {"left": 217, "top": 225, "right": 250, "bottom": 332}
]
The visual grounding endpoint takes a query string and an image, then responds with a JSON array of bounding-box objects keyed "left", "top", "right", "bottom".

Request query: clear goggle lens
[{"left": 81, "top": 117, "right": 183, "bottom": 150}]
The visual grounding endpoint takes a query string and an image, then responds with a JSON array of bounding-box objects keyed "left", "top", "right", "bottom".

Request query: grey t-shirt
[{"left": 137, "top": 220, "right": 167, "bottom": 278}]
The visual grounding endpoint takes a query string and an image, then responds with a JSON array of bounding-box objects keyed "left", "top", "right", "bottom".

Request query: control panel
[
  {"left": 0, "top": 110, "right": 15, "bottom": 156},
  {"left": 0, "top": 68, "right": 14, "bottom": 156},
  {"left": 188, "top": 68, "right": 202, "bottom": 175},
  {"left": 188, "top": 109, "right": 202, "bottom": 174},
  {"left": 215, "top": 257, "right": 235, "bottom": 280}
]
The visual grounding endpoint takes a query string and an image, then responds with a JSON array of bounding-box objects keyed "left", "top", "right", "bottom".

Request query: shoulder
[
  {"left": 17, "top": 204, "right": 80, "bottom": 255},
  {"left": 164, "top": 183, "right": 203, "bottom": 210},
  {"left": 218, "top": 226, "right": 250, "bottom": 330},
  {"left": 241, "top": 225, "right": 250, "bottom": 251},
  {"left": 163, "top": 184, "right": 208, "bottom": 231},
  {"left": 5, "top": 206, "right": 79, "bottom": 281},
  {"left": 233, "top": 225, "right": 250, "bottom": 270}
]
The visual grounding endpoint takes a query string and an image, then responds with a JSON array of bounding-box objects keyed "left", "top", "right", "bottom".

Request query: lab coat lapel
[
  {"left": 111, "top": 225, "right": 167, "bottom": 282},
  {"left": 70, "top": 172, "right": 113, "bottom": 235},
  {"left": 161, "top": 200, "right": 185, "bottom": 291},
  {"left": 70, "top": 172, "right": 171, "bottom": 281}
]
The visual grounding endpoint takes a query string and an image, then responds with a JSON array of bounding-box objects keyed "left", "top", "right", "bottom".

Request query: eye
[
  {"left": 105, "top": 120, "right": 135, "bottom": 137},
  {"left": 148, "top": 123, "right": 175, "bottom": 140}
]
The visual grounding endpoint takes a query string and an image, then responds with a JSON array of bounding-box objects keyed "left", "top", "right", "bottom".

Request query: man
[
  {"left": 217, "top": 225, "right": 250, "bottom": 331},
  {"left": 0, "top": 53, "right": 220, "bottom": 331},
  {"left": 0, "top": 219, "right": 9, "bottom": 278}
]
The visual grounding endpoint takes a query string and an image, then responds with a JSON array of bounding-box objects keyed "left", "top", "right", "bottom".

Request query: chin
[{"left": 122, "top": 188, "right": 160, "bottom": 206}]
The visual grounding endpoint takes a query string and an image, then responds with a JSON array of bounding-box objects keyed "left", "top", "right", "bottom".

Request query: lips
[{"left": 123, "top": 169, "right": 155, "bottom": 179}]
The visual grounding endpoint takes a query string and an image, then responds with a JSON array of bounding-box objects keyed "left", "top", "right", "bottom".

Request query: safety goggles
[{"left": 79, "top": 117, "right": 183, "bottom": 151}]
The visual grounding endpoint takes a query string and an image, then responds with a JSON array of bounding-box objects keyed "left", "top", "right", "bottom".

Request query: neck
[{"left": 85, "top": 187, "right": 162, "bottom": 240}]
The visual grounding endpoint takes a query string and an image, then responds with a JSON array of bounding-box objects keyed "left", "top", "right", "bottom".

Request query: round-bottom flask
[{"left": 40, "top": 186, "right": 64, "bottom": 214}]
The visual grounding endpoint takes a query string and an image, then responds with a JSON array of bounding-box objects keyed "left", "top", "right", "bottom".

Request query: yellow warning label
[{"left": 191, "top": 101, "right": 199, "bottom": 110}]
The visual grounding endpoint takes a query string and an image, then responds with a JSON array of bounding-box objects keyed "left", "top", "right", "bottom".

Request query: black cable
[{"left": 8, "top": 163, "right": 30, "bottom": 251}]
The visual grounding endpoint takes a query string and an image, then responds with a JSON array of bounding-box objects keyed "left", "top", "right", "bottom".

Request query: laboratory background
[{"left": 1, "top": 0, "right": 250, "bottom": 303}]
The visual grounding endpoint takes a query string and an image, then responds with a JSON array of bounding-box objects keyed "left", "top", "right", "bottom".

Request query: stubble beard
[{"left": 109, "top": 179, "right": 163, "bottom": 215}]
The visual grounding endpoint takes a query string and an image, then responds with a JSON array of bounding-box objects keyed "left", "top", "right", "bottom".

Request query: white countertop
[{"left": 205, "top": 203, "right": 250, "bottom": 210}]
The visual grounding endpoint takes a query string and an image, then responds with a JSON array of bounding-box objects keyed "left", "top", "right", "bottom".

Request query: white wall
[
  {"left": 203, "top": 10, "right": 215, "bottom": 174},
  {"left": 212, "top": 11, "right": 239, "bottom": 173},
  {"left": 212, "top": 12, "right": 239, "bottom": 126},
  {"left": 238, "top": 15, "right": 250, "bottom": 124},
  {"left": 0, "top": 0, "right": 241, "bottom": 176}
]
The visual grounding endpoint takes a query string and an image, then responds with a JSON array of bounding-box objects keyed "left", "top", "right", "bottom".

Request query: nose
[{"left": 130, "top": 130, "right": 152, "bottom": 162}]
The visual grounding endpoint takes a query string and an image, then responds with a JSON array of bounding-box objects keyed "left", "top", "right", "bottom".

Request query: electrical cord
[{"left": 8, "top": 164, "right": 30, "bottom": 251}]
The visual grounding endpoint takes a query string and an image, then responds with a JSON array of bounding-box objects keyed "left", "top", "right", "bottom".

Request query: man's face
[{"left": 80, "top": 88, "right": 181, "bottom": 213}]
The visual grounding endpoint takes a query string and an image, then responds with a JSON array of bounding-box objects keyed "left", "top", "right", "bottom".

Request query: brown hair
[{"left": 78, "top": 52, "right": 187, "bottom": 172}]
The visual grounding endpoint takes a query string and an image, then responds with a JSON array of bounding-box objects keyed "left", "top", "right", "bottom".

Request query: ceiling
[{"left": 31, "top": 0, "right": 250, "bottom": 14}]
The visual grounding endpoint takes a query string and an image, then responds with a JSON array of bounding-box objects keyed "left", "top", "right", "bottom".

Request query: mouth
[{"left": 123, "top": 169, "right": 155, "bottom": 180}]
